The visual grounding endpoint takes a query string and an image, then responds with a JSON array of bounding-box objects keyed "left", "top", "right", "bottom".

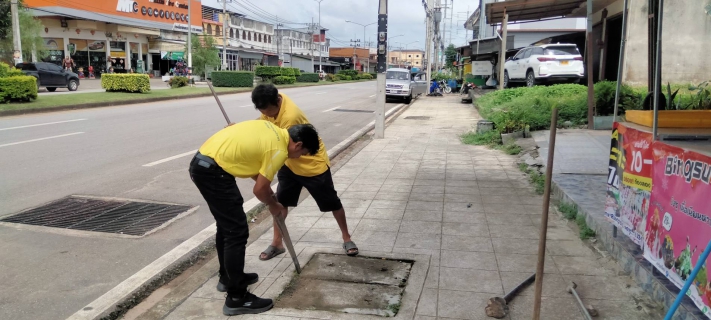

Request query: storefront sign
[
  {"left": 68, "top": 39, "right": 106, "bottom": 52},
  {"left": 605, "top": 122, "right": 654, "bottom": 246},
  {"left": 471, "top": 61, "right": 493, "bottom": 76},
  {"left": 644, "top": 142, "right": 711, "bottom": 319},
  {"left": 43, "top": 38, "right": 64, "bottom": 50}
]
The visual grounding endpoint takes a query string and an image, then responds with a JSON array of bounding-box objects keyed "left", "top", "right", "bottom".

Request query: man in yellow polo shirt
[
  {"left": 251, "top": 84, "right": 358, "bottom": 260},
  {"left": 189, "top": 120, "right": 320, "bottom": 316}
]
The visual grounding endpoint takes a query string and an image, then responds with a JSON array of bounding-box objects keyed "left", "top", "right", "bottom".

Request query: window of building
[
  {"left": 258, "top": 34, "right": 262, "bottom": 42},
  {"left": 242, "top": 30, "right": 246, "bottom": 40},
  {"left": 408, "top": 54, "right": 412, "bottom": 57},
  {"left": 416, "top": 55, "right": 419, "bottom": 58},
  {"left": 248, "top": 32, "right": 251, "bottom": 41},
  {"left": 230, "top": 29, "right": 234, "bottom": 38},
  {"left": 415, "top": 61, "right": 419, "bottom": 65},
  {"left": 207, "top": 24, "right": 212, "bottom": 34},
  {"left": 268, "top": 35, "right": 272, "bottom": 43},
  {"left": 215, "top": 26, "right": 221, "bottom": 36}
]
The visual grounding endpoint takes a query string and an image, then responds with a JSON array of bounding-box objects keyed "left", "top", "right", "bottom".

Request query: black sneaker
[
  {"left": 216, "top": 273, "right": 259, "bottom": 292},
  {"left": 223, "top": 291, "right": 273, "bottom": 315}
]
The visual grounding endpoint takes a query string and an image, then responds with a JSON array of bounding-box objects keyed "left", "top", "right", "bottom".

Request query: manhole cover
[
  {"left": 333, "top": 109, "right": 374, "bottom": 113},
  {"left": 277, "top": 253, "right": 413, "bottom": 317},
  {"left": 404, "top": 116, "right": 431, "bottom": 120},
  {"left": 0, "top": 196, "right": 194, "bottom": 236}
]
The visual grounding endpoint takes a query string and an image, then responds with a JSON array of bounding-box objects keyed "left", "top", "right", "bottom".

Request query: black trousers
[{"left": 189, "top": 156, "right": 249, "bottom": 295}]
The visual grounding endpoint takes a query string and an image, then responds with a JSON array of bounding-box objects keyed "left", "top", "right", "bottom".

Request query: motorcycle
[{"left": 438, "top": 80, "right": 452, "bottom": 94}]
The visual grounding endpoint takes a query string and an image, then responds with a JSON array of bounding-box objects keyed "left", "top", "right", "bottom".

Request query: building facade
[
  {"left": 275, "top": 27, "right": 329, "bottom": 70},
  {"left": 388, "top": 49, "right": 425, "bottom": 67},
  {"left": 25, "top": 0, "right": 203, "bottom": 77}
]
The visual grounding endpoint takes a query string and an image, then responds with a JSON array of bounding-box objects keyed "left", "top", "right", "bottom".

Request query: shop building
[{"left": 25, "top": 0, "right": 202, "bottom": 77}]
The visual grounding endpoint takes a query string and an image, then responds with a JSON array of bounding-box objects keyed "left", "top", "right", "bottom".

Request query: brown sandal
[{"left": 259, "top": 245, "right": 286, "bottom": 261}]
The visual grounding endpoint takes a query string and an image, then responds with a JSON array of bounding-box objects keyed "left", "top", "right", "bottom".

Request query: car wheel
[
  {"left": 405, "top": 94, "right": 412, "bottom": 104},
  {"left": 46, "top": 87, "right": 57, "bottom": 92},
  {"left": 526, "top": 71, "right": 537, "bottom": 87},
  {"left": 503, "top": 71, "right": 510, "bottom": 88},
  {"left": 68, "top": 79, "right": 78, "bottom": 91}
]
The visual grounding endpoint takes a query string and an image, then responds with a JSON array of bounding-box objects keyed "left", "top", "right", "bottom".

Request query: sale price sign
[{"left": 605, "top": 123, "right": 654, "bottom": 246}]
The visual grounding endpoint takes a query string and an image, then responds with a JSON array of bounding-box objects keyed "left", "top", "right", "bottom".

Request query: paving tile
[
  {"left": 369, "top": 199, "right": 407, "bottom": 209},
  {"left": 350, "top": 229, "right": 398, "bottom": 247},
  {"left": 403, "top": 209, "right": 443, "bottom": 222},
  {"left": 310, "top": 216, "right": 358, "bottom": 232},
  {"left": 483, "top": 203, "right": 527, "bottom": 214},
  {"left": 500, "top": 272, "right": 570, "bottom": 298},
  {"left": 399, "top": 220, "right": 442, "bottom": 234},
  {"left": 394, "top": 232, "right": 441, "bottom": 250},
  {"left": 508, "top": 294, "right": 585, "bottom": 320},
  {"left": 164, "top": 297, "right": 226, "bottom": 320},
  {"left": 410, "top": 192, "right": 444, "bottom": 202},
  {"left": 406, "top": 200, "right": 444, "bottom": 213},
  {"left": 485, "top": 213, "right": 533, "bottom": 226},
  {"left": 354, "top": 218, "right": 400, "bottom": 232},
  {"left": 443, "top": 211, "right": 486, "bottom": 224},
  {"left": 345, "top": 183, "right": 382, "bottom": 192},
  {"left": 416, "top": 288, "right": 438, "bottom": 316},
  {"left": 374, "top": 191, "right": 411, "bottom": 201},
  {"left": 491, "top": 238, "right": 540, "bottom": 255},
  {"left": 411, "top": 185, "right": 446, "bottom": 194},
  {"left": 298, "top": 228, "right": 343, "bottom": 244},
  {"left": 282, "top": 216, "right": 319, "bottom": 229},
  {"left": 414, "top": 179, "right": 446, "bottom": 186},
  {"left": 440, "top": 250, "right": 498, "bottom": 270},
  {"left": 441, "top": 235, "right": 493, "bottom": 253},
  {"left": 495, "top": 253, "right": 559, "bottom": 273},
  {"left": 444, "top": 201, "right": 484, "bottom": 213},
  {"left": 481, "top": 195, "right": 524, "bottom": 204},
  {"left": 546, "top": 240, "right": 595, "bottom": 257},
  {"left": 444, "top": 186, "right": 480, "bottom": 195},
  {"left": 436, "top": 290, "right": 493, "bottom": 320},
  {"left": 488, "top": 223, "right": 540, "bottom": 240},
  {"left": 362, "top": 207, "right": 405, "bottom": 220},
  {"left": 444, "top": 193, "right": 480, "bottom": 202},
  {"left": 340, "top": 190, "right": 378, "bottom": 200},
  {"left": 439, "top": 267, "right": 503, "bottom": 294},
  {"left": 424, "top": 266, "right": 439, "bottom": 289},
  {"left": 445, "top": 180, "right": 479, "bottom": 187},
  {"left": 442, "top": 222, "right": 489, "bottom": 237},
  {"left": 552, "top": 256, "right": 615, "bottom": 276}
]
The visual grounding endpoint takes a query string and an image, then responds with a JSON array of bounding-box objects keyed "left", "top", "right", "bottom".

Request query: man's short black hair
[
  {"left": 288, "top": 124, "right": 320, "bottom": 155},
  {"left": 251, "top": 84, "right": 279, "bottom": 110}
]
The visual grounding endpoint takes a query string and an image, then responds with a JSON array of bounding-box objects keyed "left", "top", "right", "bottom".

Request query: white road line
[
  {"left": 0, "top": 132, "right": 84, "bottom": 148},
  {"left": 67, "top": 102, "right": 410, "bottom": 320},
  {"left": 314, "top": 92, "right": 327, "bottom": 95},
  {"left": 369, "top": 94, "right": 376, "bottom": 98},
  {"left": 322, "top": 106, "right": 340, "bottom": 113},
  {"left": 142, "top": 150, "right": 198, "bottom": 167},
  {"left": 0, "top": 119, "right": 87, "bottom": 131},
  {"left": 238, "top": 104, "right": 252, "bottom": 108}
]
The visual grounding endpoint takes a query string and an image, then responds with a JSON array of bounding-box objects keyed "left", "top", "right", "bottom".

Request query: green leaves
[
  {"left": 101, "top": 74, "right": 151, "bottom": 93},
  {"left": 187, "top": 36, "right": 220, "bottom": 78},
  {"left": 0, "top": 75, "right": 37, "bottom": 103},
  {"left": 296, "top": 73, "right": 319, "bottom": 83},
  {"left": 211, "top": 71, "right": 255, "bottom": 87}
]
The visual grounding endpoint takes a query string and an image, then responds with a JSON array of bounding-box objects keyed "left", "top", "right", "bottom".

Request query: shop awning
[
  {"left": 469, "top": 35, "right": 515, "bottom": 56},
  {"left": 485, "top": 0, "right": 586, "bottom": 24},
  {"left": 239, "top": 51, "right": 264, "bottom": 60}
]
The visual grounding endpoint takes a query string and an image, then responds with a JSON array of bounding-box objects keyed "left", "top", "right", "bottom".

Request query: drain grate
[
  {"left": 333, "top": 108, "right": 374, "bottom": 113},
  {"left": 404, "top": 116, "right": 431, "bottom": 120},
  {"left": 1, "top": 196, "right": 193, "bottom": 236}
]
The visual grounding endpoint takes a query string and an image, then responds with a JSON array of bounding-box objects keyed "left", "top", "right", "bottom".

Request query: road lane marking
[
  {"left": 0, "top": 119, "right": 87, "bottom": 131},
  {"left": 369, "top": 94, "right": 376, "bottom": 98},
  {"left": 322, "top": 106, "right": 340, "bottom": 113},
  {"left": 314, "top": 92, "right": 327, "bottom": 95},
  {"left": 142, "top": 150, "right": 198, "bottom": 167},
  {"left": 0, "top": 132, "right": 85, "bottom": 148},
  {"left": 68, "top": 102, "right": 410, "bottom": 320},
  {"left": 238, "top": 104, "right": 252, "bottom": 108}
]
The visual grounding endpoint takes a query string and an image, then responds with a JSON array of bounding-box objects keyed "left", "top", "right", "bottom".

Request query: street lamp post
[
  {"left": 345, "top": 20, "right": 376, "bottom": 72},
  {"left": 314, "top": 0, "right": 324, "bottom": 72},
  {"left": 387, "top": 34, "right": 404, "bottom": 68},
  {"left": 404, "top": 40, "right": 418, "bottom": 67}
]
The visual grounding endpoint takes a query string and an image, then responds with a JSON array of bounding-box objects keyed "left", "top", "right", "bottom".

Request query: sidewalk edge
[{"left": 68, "top": 101, "right": 410, "bottom": 320}]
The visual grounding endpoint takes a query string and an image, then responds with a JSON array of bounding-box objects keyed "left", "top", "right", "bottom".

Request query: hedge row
[
  {"left": 296, "top": 73, "right": 319, "bottom": 83},
  {"left": 0, "top": 76, "right": 38, "bottom": 103},
  {"left": 273, "top": 76, "right": 296, "bottom": 85},
  {"left": 337, "top": 69, "right": 358, "bottom": 78},
  {"left": 102, "top": 74, "right": 151, "bottom": 93},
  {"left": 212, "top": 71, "right": 254, "bottom": 87}
]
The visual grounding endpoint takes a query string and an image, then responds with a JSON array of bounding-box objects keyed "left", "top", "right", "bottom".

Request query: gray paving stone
[
  {"left": 442, "top": 211, "right": 485, "bottom": 224},
  {"left": 399, "top": 220, "right": 442, "bottom": 234},
  {"left": 394, "top": 232, "right": 442, "bottom": 250},
  {"left": 409, "top": 192, "right": 444, "bottom": 202},
  {"left": 438, "top": 267, "right": 503, "bottom": 294},
  {"left": 442, "top": 222, "right": 489, "bottom": 237},
  {"left": 552, "top": 256, "right": 616, "bottom": 276},
  {"left": 485, "top": 213, "right": 533, "bottom": 226},
  {"left": 444, "top": 201, "right": 484, "bottom": 212},
  {"left": 362, "top": 207, "right": 406, "bottom": 220},
  {"left": 440, "top": 250, "right": 498, "bottom": 270},
  {"left": 403, "top": 209, "right": 443, "bottom": 222},
  {"left": 406, "top": 200, "right": 444, "bottom": 212},
  {"left": 495, "top": 253, "right": 558, "bottom": 273},
  {"left": 436, "top": 290, "right": 493, "bottom": 320},
  {"left": 374, "top": 191, "right": 411, "bottom": 201},
  {"left": 488, "top": 224, "right": 540, "bottom": 239},
  {"left": 350, "top": 229, "right": 398, "bottom": 247},
  {"left": 354, "top": 218, "right": 400, "bottom": 233},
  {"left": 441, "top": 235, "right": 493, "bottom": 253}
]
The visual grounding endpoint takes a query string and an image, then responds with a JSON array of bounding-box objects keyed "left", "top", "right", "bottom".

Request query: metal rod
[
  {"left": 612, "top": 0, "right": 629, "bottom": 122},
  {"left": 532, "top": 108, "right": 559, "bottom": 320},
  {"left": 664, "top": 239, "right": 711, "bottom": 320},
  {"left": 207, "top": 81, "right": 231, "bottom": 124},
  {"left": 274, "top": 215, "right": 302, "bottom": 274},
  {"left": 586, "top": 0, "right": 594, "bottom": 129},
  {"left": 651, "top": 0, "right": 664, "bottom": 140},
  {"left": 504, "top": 273, "right": 535, "bottom": 303},
  {"left": 568, "top": 283, "right": 594, "bottom": 320}
]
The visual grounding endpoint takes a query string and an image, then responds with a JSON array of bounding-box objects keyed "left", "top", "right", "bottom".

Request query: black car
[{"left": 16, "top": 62, "right": 80, "bottom": 92}]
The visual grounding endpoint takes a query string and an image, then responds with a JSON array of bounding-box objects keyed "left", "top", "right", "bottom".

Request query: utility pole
[
  {"left": 11, "top": 0, "right": 23, "bottom": 65},
  {"left": 350, "top": 39, "right": 360, "bottom": 70},
  {"left": 375, "top": 0, "right": 387, "bottom": 139},
  {"left": 222, "top": 0, "right": 228, "bottom": 70},
  {"left": 310, "top": 19, "right": 315, "bottom": 72},
  {"left": 315, "top": 0, "right": 324, "bottom": 72},
  {"left": 425, "top": 0, "right": 433, "bottom": 83},
  {"left": 187, "top": 0, "right": 192, "bottom": 84},
  {"left": 498, "top": 12, "right": 508, "bottom": 90},
  {"left": 276, "top": 16, "right": 283, "bottom": 67}
]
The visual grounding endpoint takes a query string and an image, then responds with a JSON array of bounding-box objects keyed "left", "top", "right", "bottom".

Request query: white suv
[{"left": 503, "top": 44, "right": 584, "bottom": 88}]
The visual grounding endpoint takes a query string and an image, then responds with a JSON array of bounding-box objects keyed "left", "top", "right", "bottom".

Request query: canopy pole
[{"left": 612, "top": 0, "right": 630, "bottom": 122}]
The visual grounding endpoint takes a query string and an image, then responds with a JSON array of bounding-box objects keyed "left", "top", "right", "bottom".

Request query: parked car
[
  {"left": 502, "top": 43, "right": 584, "bottom": 88},
  {"left": 16, "top": 62, "right": 80, "bottom": 92},
  {"left": 385, "top": 68, "right": 427, "bottom": 103}
]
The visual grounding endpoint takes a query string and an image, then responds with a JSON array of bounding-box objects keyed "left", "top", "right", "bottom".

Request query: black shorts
[{"left": 276, "top": 165, "right": 343, "bottom": 212}]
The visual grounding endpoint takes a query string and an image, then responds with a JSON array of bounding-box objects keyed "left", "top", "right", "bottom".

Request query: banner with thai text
[
  {"left": 644, "top": 142, "right": 711, "bottom": 318},
  {"left": 605, "top": 122, "right": 653, "bottom": 246}
]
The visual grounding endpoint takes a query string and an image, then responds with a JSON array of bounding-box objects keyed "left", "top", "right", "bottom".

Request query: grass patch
[
  {"left": 460, "top": 130, "right": 501, "bottom": 146},
  {"left": 559, "top": 202, "right": 578, "bottom": 220},
  {"left": 558, "top": 202, "right": 596, "bottom": 239},
  {"left": 518, "top": 163, "right": 545, "bottom": 195},
  {"left": 0, "top": 80, "right": 372, "bottom": 113},
  {"left": 499, "top": 142, "right": 522, "bottom": 155},
  {"left": 386, "top": 302, "right": 402, "bottom": 317}
]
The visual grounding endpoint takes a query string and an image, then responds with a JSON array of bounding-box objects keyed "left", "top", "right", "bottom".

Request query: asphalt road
[{"left": 0, "top": 81, "right": 397, "bottom": 320}]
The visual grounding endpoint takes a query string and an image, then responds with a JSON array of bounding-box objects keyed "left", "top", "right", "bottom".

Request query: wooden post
[{"left": 498, "top": 10, "right": 508, "bottom": 90}]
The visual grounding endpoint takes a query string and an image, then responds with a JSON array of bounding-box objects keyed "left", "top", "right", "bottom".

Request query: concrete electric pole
[
  {"left": 315, "top": 0, "right": 324, "bottom": 72},
  {"left": 310, "top": 19, "right": 315, "bottom": 72},
  {"left": 222, "top": 0, "right": 229, "bottom": 70},
  {"left": 11, "top": 0, "right": 23, "bottom": 65},
  {"left": 375, "top": 0, "right": 388, "bottom": 139},
  {"left": 187, "top": 0, "right": 193, "bottom": 83}
]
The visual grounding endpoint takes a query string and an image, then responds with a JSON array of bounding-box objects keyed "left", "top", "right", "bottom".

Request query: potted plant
[{"left": 626, "top": 81, "right": 711, "bottom": 128}]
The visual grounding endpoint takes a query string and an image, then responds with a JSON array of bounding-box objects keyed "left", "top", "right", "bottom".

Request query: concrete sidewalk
[{"left": 163, "top": 95, "right": 661, "bottom": 320}]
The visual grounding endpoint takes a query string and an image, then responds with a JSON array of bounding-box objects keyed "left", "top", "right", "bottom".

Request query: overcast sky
[{"left": 203, "top": 0, "right": 481, "bottom": 50}]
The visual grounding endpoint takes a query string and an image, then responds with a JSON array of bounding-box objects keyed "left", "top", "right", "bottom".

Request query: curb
[
  {"left": 550, "top": 177, "right": 702, "bottom": 320},
  {"left": 70, "top": 100, "right": 411, "bottom": 320},
  {"left": 0, "top": 80, "right": 375, "bottom": 118}
]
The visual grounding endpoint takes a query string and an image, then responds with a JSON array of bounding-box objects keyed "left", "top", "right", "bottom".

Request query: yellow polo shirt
[
  {"left": 259, "top": 93, "right": 329, "bottom": 177},
  {"left": 198, "top": 120, "right": 289, "bottom": 181}
]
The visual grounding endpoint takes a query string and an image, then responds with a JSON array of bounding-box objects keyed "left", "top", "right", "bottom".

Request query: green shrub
[
  {"left": 337, "top": 69, "right": 358, "bottom": 78},
  {"left": 101, "top": 74, "right": 151, "bottom": 93},
  {"left": 168, "top": 76, "right": 188, "bottom": 88},
  {"left": 211, "top": 71, "right": 254, "bottom": 87},
  {"left": 460, "top": 130, "right": 501, "bottom": 146},
  {"left": 358, "top": 73, "right": 373, "bottom": 80},
  {"left": 296, "top": 73, "right": 319, "bottom": 83},
  {"left": 291, "top": 68, "right": 301, "bottom": 77},
  {"left": 594, "top": 80, "right": 643, "bottom": 115},
  {"left": 280, "top": 68, "right": 295, "bottom": 77},
  {"left": 0, "top": 75, "right": 38, "bottom": 102},
  {"left": 343, "top": 75, "right": 352, "bottom": 81},
  {"left": 369, "top": 72, "right": 377, "bottom": 78},
  {"left": 273, "top": 76, "right": 296, "bottom": 85},
  {"left": 332, "top": 74, "right": 344, "bottom": 81},
  {"left": 255, "top": 66, "right": 281, "bottom": 77},
  {"left": 325, "top": 73, "right": 334, "bottom": 81},
  {"left": 0, "top": 62, "right": 24, "bottom": 78}
]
